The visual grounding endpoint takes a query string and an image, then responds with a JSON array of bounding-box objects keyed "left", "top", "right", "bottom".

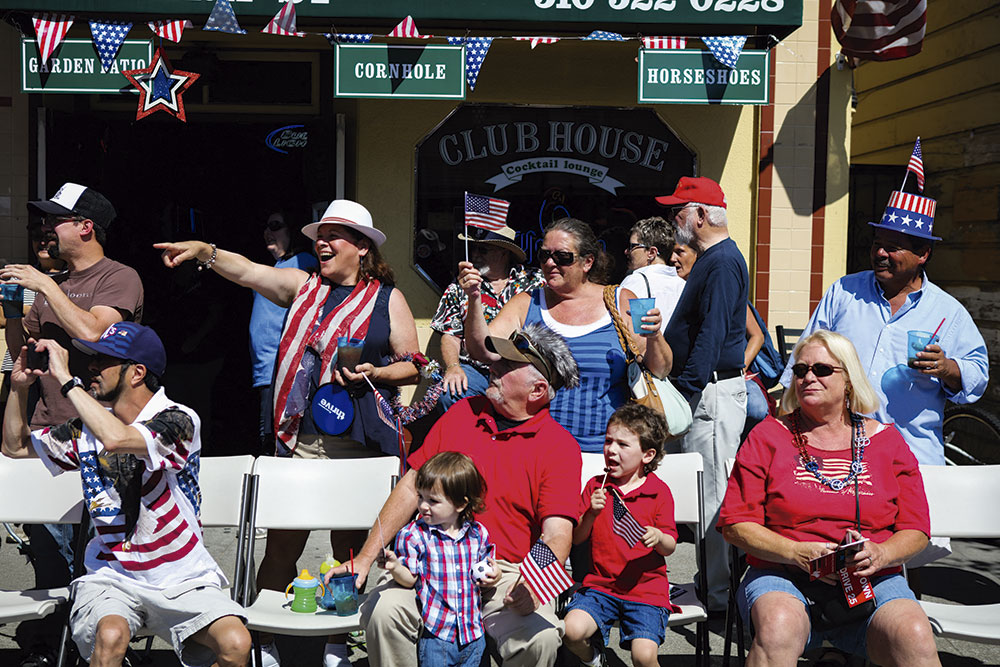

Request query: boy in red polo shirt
[{"left": 564, "top": 404, "right": 680, "bottom": 667}]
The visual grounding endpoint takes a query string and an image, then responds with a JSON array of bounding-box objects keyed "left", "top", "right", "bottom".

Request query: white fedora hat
[{"left": 301, "top": 200, "right": 386, "bottom": 247}]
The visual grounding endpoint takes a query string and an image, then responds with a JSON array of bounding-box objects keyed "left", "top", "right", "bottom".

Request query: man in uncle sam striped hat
[{"left": 780, "top": 183, "right": 988, "bottom": 567}]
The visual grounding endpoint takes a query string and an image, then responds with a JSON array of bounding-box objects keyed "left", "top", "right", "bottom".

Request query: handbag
[
  {"left": 747, "top": 302, "right": 783, "bottom": 389},
  {"left": 603, "top": 284, "right": 692, "bottom": 438}
]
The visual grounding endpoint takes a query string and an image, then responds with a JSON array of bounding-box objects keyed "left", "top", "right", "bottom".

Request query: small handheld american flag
[
  {"left": 611, "top": 490, "right": 647, "bottom": 548},
  {"left": 465, "top": 192, "right": 510, "bottom": 232},
  {"left": 519, "top": 540, "right": 573, "bottom": 606}
]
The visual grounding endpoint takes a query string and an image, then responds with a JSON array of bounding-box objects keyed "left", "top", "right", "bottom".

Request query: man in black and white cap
[
  {"left": 2, "top": 323, "right": 250, "bottom": 667},
  {"left": 430, "top": 225, "right": 544, "bottom": 410},
  {"left": 0, "top": 183, "right": 144, "bottom": 657}
]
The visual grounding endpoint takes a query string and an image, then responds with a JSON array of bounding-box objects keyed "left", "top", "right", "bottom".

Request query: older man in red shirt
[{"left": 348, "top": 323, "right": 582, "bottom": 667}]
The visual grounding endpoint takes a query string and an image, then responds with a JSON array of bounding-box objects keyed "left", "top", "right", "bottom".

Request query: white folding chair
[
  {"left": 197, "top": 455, "right": 258, "bottom": 603},
  {"left": 916, "top": 464, "right": 1000, "bottom": 644},
  {"left": 238, "top": 456, "right": 400, "bottom": 644},
  {"left": 578, "top": 451, "right": 710, "bottom": 666},
  {"left": 0, "top": 457, "right": 83, "bottom": 627}
]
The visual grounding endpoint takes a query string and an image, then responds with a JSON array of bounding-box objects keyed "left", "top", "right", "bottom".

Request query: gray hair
[
  {"left": 521, "top": 323, "right": 579, "bottom": 398},
  {"left": 702, "top": 204, "right": 728, "bottom": 228}
]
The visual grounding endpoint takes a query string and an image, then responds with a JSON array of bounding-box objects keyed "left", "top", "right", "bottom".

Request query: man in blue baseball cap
[{"left": 1, "top": 323, "right": 251, "bottom": 667}]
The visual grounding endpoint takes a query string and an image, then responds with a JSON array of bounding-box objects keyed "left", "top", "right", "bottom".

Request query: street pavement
[{"left": 0, "top": 525, "right": 997, "bottom": 666}]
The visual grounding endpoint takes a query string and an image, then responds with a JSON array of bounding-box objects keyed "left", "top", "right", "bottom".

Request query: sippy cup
[{"left": 285, "top": 569, "right": 324, "bottom": 613}]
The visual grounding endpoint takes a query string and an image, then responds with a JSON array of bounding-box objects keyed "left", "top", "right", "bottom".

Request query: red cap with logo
[{"left": 655, "top": 176, "right": 727, "bottom": 209}]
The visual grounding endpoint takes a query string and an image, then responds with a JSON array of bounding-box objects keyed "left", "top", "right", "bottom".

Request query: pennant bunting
[
  {"left": 702, "top": 35, "right": 747, "bottom": 68},
  {"left": 832, "top": 0, "right": 926, "bottom": 61},
  {"left": 520, "top": 540, "right": 573, "bottom": 606},
  {"left": 906, "top": 136, "right": 925, "bottom": 192},
  {"left": 465, "top": 192, "right": 509, "bottom": 231},
  {"left": 32, "top": 14, "right": 74, "bottom": 64},
  {"left": 122, "top": 47, "right": 200, "bottom": 122},
  {"left": 89, "top": 20, "right": 132, "bottom": 73},
  {"left": 262, "top": 3, "right": 305, "bottom": 37},
  {"left": 324, "top": 33, "right": 373, "bottom": 45},
  {"left": 642, "top": 36, "right": 687, "bottom": 50},
  {"left": 582, "top": 31, "right": 625, "bottom": 41},
  {"left": 447, "top": 37, "right": 493, "bottom": 91},
  {"left": 204, "top": 0, "right": 246, "bottom": 35},
  {"left": 148, "top": 19, "right": 192, "bottom": 43},
  {"left": 387, "top": 16, "right": 431, "bottom": 39},
  {"left": 513, "top": 36, "right": 560, "bottom": 49},
  {"left": 611, "top": 490, "right": 647, "bottom": 548}
]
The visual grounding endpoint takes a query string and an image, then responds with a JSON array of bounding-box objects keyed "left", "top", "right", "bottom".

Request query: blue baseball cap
[{"left": 72, "top": 322, "right": 167, "bottom": 378}]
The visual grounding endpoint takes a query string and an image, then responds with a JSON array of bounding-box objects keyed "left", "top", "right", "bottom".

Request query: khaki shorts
[
  {"left": 70, "top": 575, "right": 245, "bottom": 667},
  {"left": 293, "top": 433, "right": 379, "bottom": 459}
]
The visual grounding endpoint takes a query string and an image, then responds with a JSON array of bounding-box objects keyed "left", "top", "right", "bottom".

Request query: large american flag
[
  {"left": 465, "top": 192, "right": 509, "bottom": 231},
  {"left": 32, "top": 13, "right": 74, "bottom": 64},
  {"left": 907, "top": 137, "right": 925, "bottom": 192},
  {"left": 611, "top": 490, "right": 647, "bottom": 548},
  {"left": 832, "top": 0, "right": 926, "bottom": 61},
  {"left": 520, "top": 540, "right": 573, "bottom": 606}
]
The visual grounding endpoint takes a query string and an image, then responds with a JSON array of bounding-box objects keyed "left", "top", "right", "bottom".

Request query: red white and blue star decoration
[
  {"left": 122, "top": 47, "right": 200, "bottom": 122},
  {"left": 703, "top": 35, "right": 747, "bottom": 68},
  {"left": 447, "top": 36, "right": 493, "bottom": 91},
  {"left": 89, "top": 20, "right": 132, "bottom": 73}
]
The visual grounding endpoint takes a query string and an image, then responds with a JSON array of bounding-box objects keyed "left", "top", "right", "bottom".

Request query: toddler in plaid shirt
[{"left": 383, "top": 451, "right": 499, "bottom": 667}]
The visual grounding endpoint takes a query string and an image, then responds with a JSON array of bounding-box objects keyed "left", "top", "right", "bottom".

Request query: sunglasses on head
[
  {"left": 510, "top": 331, "right": 554, "bottom": 383},
  {"left": 791, "top": 362, "right": 843, "bottom": 379},
  {"left": 537, "top": 249, "right": 576, "bottom": 266}
]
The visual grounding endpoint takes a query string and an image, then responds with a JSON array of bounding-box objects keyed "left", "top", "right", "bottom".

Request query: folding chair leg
[{"left": 56, "top": 615, "right": 73, "bottom": 667}]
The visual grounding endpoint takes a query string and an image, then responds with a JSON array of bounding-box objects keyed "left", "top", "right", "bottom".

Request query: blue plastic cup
[
  {"left": 907, "top": 330, "right": 933, "bottom": 366},
  {"left": 1, "top": 283, "right": 23, "bottom": 319},
  {"left": 629, "top": 298, "right": 656, "bottom": 334},
  {"left": 319, "top": 572, "right": 359, "bottom": 616}
]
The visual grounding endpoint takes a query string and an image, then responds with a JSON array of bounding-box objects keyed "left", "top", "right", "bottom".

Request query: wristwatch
[{"left": 60, "top": 376, "right": 84, "bottom": 397}]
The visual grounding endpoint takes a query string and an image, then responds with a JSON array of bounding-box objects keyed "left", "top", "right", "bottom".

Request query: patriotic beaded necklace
[{"left": 789, "top": 408, "right": 871, "bottom": 492}]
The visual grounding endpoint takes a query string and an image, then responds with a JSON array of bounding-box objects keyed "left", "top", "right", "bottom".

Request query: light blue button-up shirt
[{"left": 779, "top": 271, "right": 989, "bottom": 465}]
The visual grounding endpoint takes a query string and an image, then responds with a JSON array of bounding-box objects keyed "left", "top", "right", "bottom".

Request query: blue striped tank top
[{"left": 524, "top": 289, "right": 628, "bottom": 452}]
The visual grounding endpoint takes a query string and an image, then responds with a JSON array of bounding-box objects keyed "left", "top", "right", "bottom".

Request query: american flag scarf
[{"left": 273, "top": 275, "right": 381, "bottom": 454}]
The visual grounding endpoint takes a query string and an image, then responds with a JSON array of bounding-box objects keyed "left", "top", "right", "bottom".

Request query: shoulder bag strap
[{"left": 603, "top": 284, "right": 641, "bottom": 361}]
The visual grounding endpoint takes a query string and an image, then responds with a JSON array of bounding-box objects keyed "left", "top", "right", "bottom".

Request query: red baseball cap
[{"left": 655, "top": 176, "right": 727, "bottom": 209}]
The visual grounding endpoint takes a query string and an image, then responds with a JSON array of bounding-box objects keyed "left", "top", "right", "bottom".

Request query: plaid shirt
[{"left": 395, "top": 518, "right": 493, "bottom": 643}]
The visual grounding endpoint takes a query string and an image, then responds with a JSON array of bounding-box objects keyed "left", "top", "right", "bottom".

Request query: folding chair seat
[
  {"left": 576, "top": 452, "right": 710, "bottom": 666},
  {"left": 237, "top": 456, "right": 400, "bottom": 645},
  {"left": 916, "top": 464, "right": 1000, "bottom": 645},
  {"left": 0, "top": 457, "right": 83, "bottom": 628}
]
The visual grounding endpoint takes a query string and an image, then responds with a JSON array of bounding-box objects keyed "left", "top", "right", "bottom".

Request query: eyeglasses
[
  {"left": 264, "top": 218, "right": 287, "bottom": 231},
  {"left": 669, "top": 204, "right": 696, "bottom": 221},
  {"left": 625, "top": 242, "right": 649, "bottom": 253},
  {"left": 791, "top": 362, "right": 844, "bottom": 379},
  {"left": 510, "top": 331, "right": 554, "bottom": 384},
  {"left": 43, "top": 214, "right": 81, "bottom": 227},
  {"left": 537, "top": 249, "right": 576, "bottom": 266}
]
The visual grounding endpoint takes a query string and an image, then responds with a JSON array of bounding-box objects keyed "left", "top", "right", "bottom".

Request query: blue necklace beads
[{"left": 790, "top": 409, "right": 871, "bottom": 492}]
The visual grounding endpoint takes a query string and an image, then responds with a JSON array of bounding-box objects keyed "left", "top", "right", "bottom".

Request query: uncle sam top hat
[{"left": 868, "top": 190, "right": 940, "bottom": 241}]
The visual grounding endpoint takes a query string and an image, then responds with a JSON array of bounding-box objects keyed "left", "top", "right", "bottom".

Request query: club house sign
[{"left": 438, "top": 120, "right": 674, "bottom": 194}]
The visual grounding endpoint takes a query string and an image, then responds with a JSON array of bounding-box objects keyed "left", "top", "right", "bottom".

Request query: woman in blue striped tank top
[{"left": 460, "top": 219, "right": 673, "bottom": 452}]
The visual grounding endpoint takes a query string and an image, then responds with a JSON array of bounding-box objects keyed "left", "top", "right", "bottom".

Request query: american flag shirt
[
  {"left": 31, "top": 388, "right": 226, "bottom": 590},
  {"left": 395, "top": 518, "right": 493, "bottom": 644}
]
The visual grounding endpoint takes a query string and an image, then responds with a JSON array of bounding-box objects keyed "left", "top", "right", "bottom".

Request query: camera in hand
[{"left": 25, "top": 342, "right": 49, "bottom": 372}]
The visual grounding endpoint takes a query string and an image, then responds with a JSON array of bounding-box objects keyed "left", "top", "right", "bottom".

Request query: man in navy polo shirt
[{"left": 659, "top": 177, "right": 749, "bottom": 613}]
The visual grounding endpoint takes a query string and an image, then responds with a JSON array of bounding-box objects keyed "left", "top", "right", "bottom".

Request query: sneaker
[
  {"left": 323, "top": 642, "right": 350, "bottom": 667},
  {"left": 259, "top": 642, "right": 280, "bottom": 667}
]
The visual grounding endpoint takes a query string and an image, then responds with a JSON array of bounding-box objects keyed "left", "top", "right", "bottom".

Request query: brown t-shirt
[{"left": 24, "top": 256, "right": 144, "bottom": 429}]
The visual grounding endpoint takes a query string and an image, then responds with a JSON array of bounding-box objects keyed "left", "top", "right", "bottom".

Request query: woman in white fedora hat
[{"left": 156, "top": 199, "right": 419, "bottom": 667}]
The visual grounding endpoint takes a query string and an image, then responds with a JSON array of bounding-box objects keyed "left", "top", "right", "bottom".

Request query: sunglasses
[
  {"left": 625, "top": 242, "right": 649, "bottom": 253},
  {"left": 669, "top": 204, "right": 696, "bottom": 220},
  {"left": 264, "top": 218, "right": 288, "bottom": 231},
  {"left": 537, "top": 249, "right": 576, "bottom": 266},
  {"left": 510, "top": 331, "right": 554, "bottom": 384},
  {"left": 791, "top": 362, "right": 844, "bottom": 379}
]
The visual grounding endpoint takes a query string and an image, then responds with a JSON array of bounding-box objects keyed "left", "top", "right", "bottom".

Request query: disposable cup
[
  {"left": 629, "top": 298, "right": 656, "bottom": 334},
  {"left": 907, "top": 330, "right": 933, "bottom": 366}
]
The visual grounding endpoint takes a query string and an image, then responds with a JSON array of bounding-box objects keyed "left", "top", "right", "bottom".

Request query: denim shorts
[
  {"left": 566, "top": 587, "right": 671, "bottom": 649},
  {"left": 418, "top": 632, "right": 485, "bottom": 667},
  {"left": 737, "top": 567, "right": 916, "bottom": 656}
]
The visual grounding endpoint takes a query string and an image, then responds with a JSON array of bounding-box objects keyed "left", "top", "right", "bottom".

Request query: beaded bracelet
[{"left": 197, "top": 243, "right": 218, "bottom": 272}]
